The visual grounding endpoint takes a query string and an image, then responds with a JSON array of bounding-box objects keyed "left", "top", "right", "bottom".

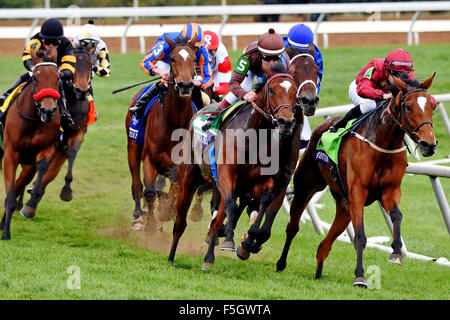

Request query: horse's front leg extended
[
  {"left": 60, "top": 137, "right": 83, "bottom": 201},
  {"left": 380, "top": 190, "right": 404, "bottom": 266},
  {"left": 1, "top": 150, "right": 19, "bottom": 240},
  {"left": 21, "top": 158, "right": 50, "bottom": 219}
]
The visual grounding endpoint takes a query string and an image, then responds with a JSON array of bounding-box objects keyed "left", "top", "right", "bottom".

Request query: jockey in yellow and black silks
[{"left": 0, "top": 18, "right": 75, "bottom": 127}]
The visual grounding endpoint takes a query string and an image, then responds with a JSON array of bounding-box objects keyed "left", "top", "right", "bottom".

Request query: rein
[{"left": 387, "top": 88, "right": 433, "bottom": 141}]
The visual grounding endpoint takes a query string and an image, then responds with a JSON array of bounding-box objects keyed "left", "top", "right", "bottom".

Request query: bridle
[
  {"left": 167, "top": 43, "right": 197, "bottom": 92},
  {"left": 250, "top": 73, "right": 296, "bottom": 125},
  {"left": 387, "top": 88, "right": 433, "bottom": 142},
  {"left": 290, "top": 53, "right": 318, "bottom": 107}
]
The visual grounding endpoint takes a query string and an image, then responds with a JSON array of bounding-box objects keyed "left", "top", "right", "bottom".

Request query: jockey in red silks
[{"left": 330, "top": 48, "right": 436, "bottom": 132}]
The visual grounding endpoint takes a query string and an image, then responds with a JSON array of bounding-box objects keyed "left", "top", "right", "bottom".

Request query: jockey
[
  {"left": 218, "top": 28, "right": 289, "bottom": 110},
  {"left": 284, "top": 23, "right": 324, "bottom": 148},
  {"left": 72, "top": 20, "right": 111, "bottom": 124},
  {"left": 129, "top": 23, "right": 214, "bottom": 117},
  {"left": 284, "top": 23, "right": 324, "bottom": 94},
  {"left": 203, "top": 30, "right": 232, "bottom": 102},
  {"left": 330, "top": 48, "right": 423, "bottom": 132},
  {"left": 0, "top": 18, "right": 75, "bottom": 126}
]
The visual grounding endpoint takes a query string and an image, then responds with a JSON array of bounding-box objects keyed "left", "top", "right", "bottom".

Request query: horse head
[
  {"left": 165, "top": 34, "right": 196, "bottom": 97},
  {"left": 30, "top": 47, "right": 60, "bottom": 123},
  {"left": 390, "top": 73, "right": 438, "bottom": 157},
  {"left": 257, "top": 62, "right": 298, "bottom": 138},
  {"left": 71, "top": 49, "right": 93, "bottom": 100},
  {"left": 288, "top": 42, "right": 319, "bottom": 116}
]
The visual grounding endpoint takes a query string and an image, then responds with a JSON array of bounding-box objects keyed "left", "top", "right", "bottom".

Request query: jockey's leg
[
  {"left": 329, "top": 105, "right": 362, "bottom": 133},
  {"left": 129, "top": 82, "right": 164, "bottom": 117},
  {"left": 58, "top": 81, "right": 74, "bottom": 129},
  {"left": 191, "top": 86, "right": 204, "bottom": 110},
  {"left": 0, "top": 72, "right": 31, "bottom": 106}
]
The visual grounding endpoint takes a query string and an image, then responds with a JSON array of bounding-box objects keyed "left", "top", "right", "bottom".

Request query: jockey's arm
[
  {"left": 93, "top": 48, "right": 111, "bottom": 77},
  {"left": 22, "top": 38, "right": 41, "bottom": 71},
  {"left": 197, "top": 47, "right": 214, "bottom": 89}
]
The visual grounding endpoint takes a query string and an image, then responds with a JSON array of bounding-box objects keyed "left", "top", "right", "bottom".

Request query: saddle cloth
[
  {"left": 0, "top": 83, "right": 25, "bottom": 122},
  {"left": 316, "top": 119, "right": 356, "bottom": 165}
]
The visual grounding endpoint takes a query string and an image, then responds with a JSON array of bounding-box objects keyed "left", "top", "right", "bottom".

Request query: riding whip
[{"left": 112, "top": 76, "right": 161, "bottom": 94}]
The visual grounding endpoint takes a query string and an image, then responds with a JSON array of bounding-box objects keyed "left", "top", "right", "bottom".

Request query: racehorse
[
  {"left": 168, "top": 62, "right": 301, "bottom": 270},
  {"left": 19, "top": 48, "right": 93, "bottom": 218},
  {"left": 0, "top": 47, "right": 61, "bottom": 239},
  {"left": 203, "top": 44, "right": 320, "bottom": 249},
  {"left": 125, "top": 34, "right": 200, "bottom": 230},
  {"left": 276, "top": 73, "right": 437, "bottom": 287}
]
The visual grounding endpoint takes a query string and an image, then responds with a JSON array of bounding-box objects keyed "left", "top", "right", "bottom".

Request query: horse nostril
[{"left": 277, "top": 118, "right": 286, "bottom": 127}]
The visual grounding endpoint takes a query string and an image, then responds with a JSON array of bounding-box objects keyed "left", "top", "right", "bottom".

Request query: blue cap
[{"left": 287, "top": 24, "right": 314, "bottom": 50}]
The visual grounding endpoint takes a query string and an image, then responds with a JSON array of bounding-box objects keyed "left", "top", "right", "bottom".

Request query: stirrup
[{"left": 329, "top": 125, "right": 338, "bottom": 133}]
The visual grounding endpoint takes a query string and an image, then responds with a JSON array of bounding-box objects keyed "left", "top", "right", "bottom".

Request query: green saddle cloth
[{"left": 316, "top": 119, "right": 356, "bottom": 164}]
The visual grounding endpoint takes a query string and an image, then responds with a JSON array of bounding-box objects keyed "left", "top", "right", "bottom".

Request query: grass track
[{"left": 0, "top": 44, "right": 448, "bottom": 300}]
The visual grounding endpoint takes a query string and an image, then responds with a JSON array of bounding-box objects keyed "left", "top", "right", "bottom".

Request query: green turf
[{"left": 0, "top": 44, "right": 448, "bottom": 299}]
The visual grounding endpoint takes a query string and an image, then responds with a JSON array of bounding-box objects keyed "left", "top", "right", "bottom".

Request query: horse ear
[
  {"left": 165, "top": 34, "right": 175, "bottom": 50},
  {"left": 261, "top": 60, "right": 275, "bottom": 78},
  {"left": 392, "top": 75, "right": 407, "bottom": 91},
  {"left": 307, "top": 41, "right": 315, "bottom": 56},
  {"left": 189, "top": 33, "right": 198, "bottom": 47},
  {"left": 420, "top": 72, "right": 436, "bottom": 90}
]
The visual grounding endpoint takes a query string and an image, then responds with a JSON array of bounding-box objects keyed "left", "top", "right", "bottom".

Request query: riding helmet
[
  {"left": 180, "top": 23, "right": 204, "bottom": 47},
  {"left": 204, "top": 30, "right": 219, "bottom": 51},
  {"left": 79, "top": 20, "right": 100, "bottom": 42},
  {"left": 257, "top": 28, "right": 285, "bottom": 56},
  {"left": 287, "top": 24, "right": 314, "bottom": 50},
  {"left": 40, "top": 18, "right": 64, "bottom": 40},
  {"left": 384, "top": 49, "right": 414, "bottom": 72}
]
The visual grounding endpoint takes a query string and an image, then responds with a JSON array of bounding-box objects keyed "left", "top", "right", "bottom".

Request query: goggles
[
  {"left": 386, "top": 60, "right": 413, "bottom": 71},
  {"left": 80, "top": 39, "right": 99, "bottom": 48},
  {"left": 43, "top": 38, "right": 60, "bottom": 46},
  {"left": 262, "top": 54, "right": 281, "bottom": 62}
]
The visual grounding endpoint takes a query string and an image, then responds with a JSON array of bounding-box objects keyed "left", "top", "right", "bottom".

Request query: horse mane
[
  {"left": 254, "top": 62, "right": 288, "bottom": 93},
  {"left": 286, "top": 46, "right": 309, "bottom": 59},
  {"left": 174, "top": 36, "right": 192, "bottom": 47},
  {"left": 387, "top": 72, "right": 424, "bottom": 97}
]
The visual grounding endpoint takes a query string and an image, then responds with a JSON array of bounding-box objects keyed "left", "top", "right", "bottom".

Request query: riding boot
[
  {"left": 191, "top": 86, "right": 204, "bottom": 111},
  {"left": 201, "top": 100, "right": 230, "bottom": 132},
  {"left": 58, "top": 81, "right": 74, "bottom": 129},
  {"left": 329, "top": 104, "right": 362, "bottom": 133},
  {"left": 129, "top": 82, "right": 163, "bottom": 118},
  {"left": 0, "top": 72, "right": 31, "bottom": 106}
]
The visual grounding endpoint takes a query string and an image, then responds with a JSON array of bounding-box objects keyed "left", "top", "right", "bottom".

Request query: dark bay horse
[
  {"left": 168, "top": 62, "right": 301, "bottom": 270},
  {"left": 276, "top": 74, "right": 437, "bottom": 287},
  {"left": 203, "top": 46, "right": 320, "bottom": 250},
  {"left": 0, "top": 48, "right": 61, "bottom": 239},
  {"left": 126, "top": 35, "right": 199, "bottom": 230},
  {"left": 19, "top": 48, "right": 93, "bottom": 218}
]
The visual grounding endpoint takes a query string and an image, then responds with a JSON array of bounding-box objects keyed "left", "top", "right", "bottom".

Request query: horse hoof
[
  {"left": 1, "top": 233, "right": 11, "bottom": 241},
  {"left": 201, "top": 262, "right": 213, "bottom": 271},
  {"left": 352, "top": 277, "right": 368, "bottom": 288},
  {"left": 388, "top": 253, "right": 403, "bottom": 266},
  {"left": 220, "top": 240, "right": 235, "bottom": 251},
  {"left": 235, "top": 245, "right": 250, "bottom": 261},
  {"left": 60, "top": 188, "right": 73, "bottom": 202},
  {"left": 20, "top": 206, "right": 35, "bottom": 219},
  {"left": 276, "top": 260, "right": 286, "bottom": 272},
  {"left": 130, "top": 217, "right": 145, "bottom": 231},
  {"left": 190, "top": 208, "right": 203, "bottom": 222}
]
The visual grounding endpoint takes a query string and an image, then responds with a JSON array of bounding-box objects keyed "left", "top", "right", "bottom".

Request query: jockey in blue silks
[
  {"left": 284, "top": 23, "right": 324, "bottom": 148},
  {"left": 129, "top": 23, "right": 214, "bottom": 117}
]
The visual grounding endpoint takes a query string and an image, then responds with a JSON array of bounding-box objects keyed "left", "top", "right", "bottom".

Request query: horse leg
[
  {"left": 190, "top": 182, "right": 211, "bottom": 222},
  {"left": 202, "top": 199, "right": 227, "bottom": 271},
  {"left": 348, "top": 197, "right": 368, "bottom": 288},
  {"left": 380, "top": 190, "right": 404, "bottom": 266},
  {"left": 315, "top": 200, "right": 350, "bottom": 280},
  {"left": 219, "top": 196, "right": 239, "bottom": 251},
  {"left": 128, "top": 140, "right": 144, "bottom": 230},
  {"left": 1, "top": 151, "right": 19, "bottom": 240},
  {"left": 236, "top": 188, "right": 274, "bottom": 260},
  {"left": 142, "top": 159, "right": 159, "bottom": 222},
  {"left": 14, "top": 164, "right": 36, "bottom": 211},
  {"left": 21, "top": 158, "right": 50, "bottom": 219},
  {"left": 60, "top": 136, "right": 83, "bottom": 201},
  {"left": 168, "top": 163, "right": 199, "bottom": 263}
]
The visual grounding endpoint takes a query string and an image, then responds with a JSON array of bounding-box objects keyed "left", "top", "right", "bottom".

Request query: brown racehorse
[
  {"left": 0, "top": 47, "right": 61, "bottom": 240},
  {"left": 203, "top": 46, "right": 320, "bottom": 249},
  {"left": 18, "top": 48, "right": 93, "bottom": 219},
  {"left": 125, "top": 35, "right": 200, "bottom": 230},
  {"left": 276, "top": 73, "right": 438, "bottom": 287},
  {"left": 168, "top": 62, "right": 301, "bottom": 270}
]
